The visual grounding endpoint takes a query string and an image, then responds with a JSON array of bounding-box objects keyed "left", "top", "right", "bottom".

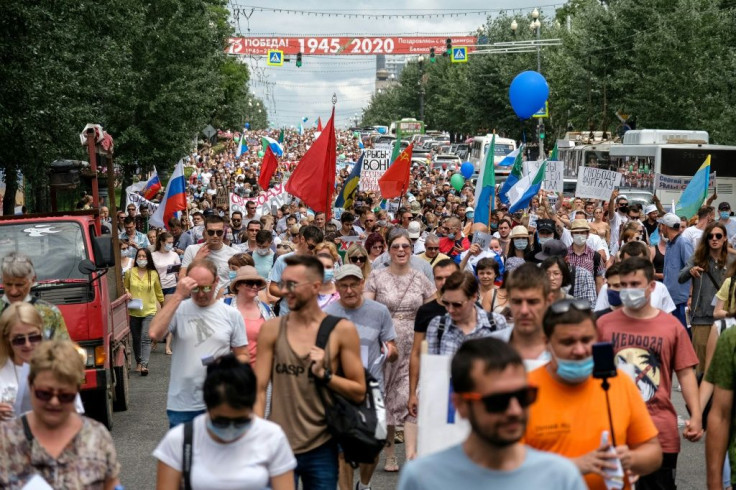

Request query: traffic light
[
  {"left": 445, "top": 38, "right": 452, "bottom": 56},
  {"left": 539, "top": 123, "right": 546, "bottom": 139},
  {"left": 429, "top": 47, "right": 436, "bottom": 63},
  {"left": 296, "top": 52, "right": 302, "bottom": 68}
]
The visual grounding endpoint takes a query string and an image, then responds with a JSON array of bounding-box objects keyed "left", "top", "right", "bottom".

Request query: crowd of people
[{"left": 4, "top": 127, "right": 736, "bottom": 489}]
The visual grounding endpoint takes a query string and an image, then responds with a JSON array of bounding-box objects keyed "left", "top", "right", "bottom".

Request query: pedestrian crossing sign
[
  {"left": 451, "top": 47, "right": 468, "bottom": 63},
  {"left": 267, "top": 50, "right": 284, "bottom": 66}
]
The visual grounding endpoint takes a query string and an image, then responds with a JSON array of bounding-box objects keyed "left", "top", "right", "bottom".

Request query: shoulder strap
[
  {"left": 21, "top": 414, "right": 33, "bottom": 441},
  {"left": 485, "top": 311, "right": 498, "bottom": 332},
  {"left": 437, "top": 314, "right": 449, "bottom": 345},
  {"left": 316, "top": 315, "right": 342, "bottom": 350},
  {"left": 182, "top": 420, "right": 193, "bottom": 490},
  {"left": 593, "top": 251, "right": 601, "bottom": 274}
]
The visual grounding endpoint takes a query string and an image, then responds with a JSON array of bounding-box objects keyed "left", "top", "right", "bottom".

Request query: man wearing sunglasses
[
  {"left": 598, "top": 257, "right": 702, "bottom": 489},
  {"left": 150, "top": 258, "right": 248, "bottom": 428},
  {"left": 399, "top": 338, "right": 586, "bottom": 490},
  {"left": 417, "top": 233, "right": 451, "bottom": 266},
  {"left": 268, "top": 225, "right": 324, "bottom": 316},
  {"left": 525, "top": 298, "right": 662, "bottom": 489},
  {"left": 180, "top": 215, "right": 239, "bottom": 293}
]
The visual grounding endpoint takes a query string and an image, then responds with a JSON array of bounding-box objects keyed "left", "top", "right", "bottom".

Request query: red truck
[{"left": 0, "top": 211, "right": 131, "bottom": 429}]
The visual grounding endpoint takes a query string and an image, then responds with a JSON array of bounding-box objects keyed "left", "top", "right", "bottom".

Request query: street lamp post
[
  {"left": 354, "top": 112, "right": 359, "bottom": 127},
  {"left": 418, "top": 55, "right": 425, "bottom": 121}
]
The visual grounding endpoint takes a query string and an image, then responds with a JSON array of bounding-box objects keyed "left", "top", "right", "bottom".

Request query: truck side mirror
[
  {"left": 92, "top": 236, "right": 115, "bottom": 268},
  {"left": 78, "top": 259, "right": 97, "bottom": 275}
]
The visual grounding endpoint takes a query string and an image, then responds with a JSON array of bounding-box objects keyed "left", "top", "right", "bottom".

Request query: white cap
[
  {"left": 644, "top": 204, "right": 658, "bottom": 216},
  {"left": 407, "top": 221, "right": 422, "bottom": 239},
  {"left": 657, "top": 213, "right": 681, "bottom": 229}
]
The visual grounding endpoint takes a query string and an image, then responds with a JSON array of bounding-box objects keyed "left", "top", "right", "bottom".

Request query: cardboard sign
[
  {"left": 525, "top": 160, "right": 563, "bottom": 194},
  {"left": 574, "top": 166, "right": 622, "bottom": 201},
  {"left": 216, "top": 187, "right": 228, "bottom": 208},
  {"left": 359, "top": 149, "right": 391, "bottom": 192},
  {"left": 229, "top": 183, "right": 289, "bottom": 217},
  {"left": 125, "top": 190, "right": 159, "bottom": 214},
  {"left": 653, "top": 172, "right": 716, "bottom": 191}
]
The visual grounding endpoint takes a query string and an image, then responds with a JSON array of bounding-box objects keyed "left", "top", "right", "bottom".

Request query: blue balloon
[
  {"left": 509, "top": 71, "right": 550, "bottom": 120},
  {"left": 461, "top": 162, "right": 474, "bottom": 179},
  {"left": 244, "top": 122, "right": 250, "bottom": 129}
]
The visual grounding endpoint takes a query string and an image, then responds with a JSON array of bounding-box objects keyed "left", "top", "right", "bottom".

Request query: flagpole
[{"left": 326, "top": 93, "right": 337, "bottom": 222}]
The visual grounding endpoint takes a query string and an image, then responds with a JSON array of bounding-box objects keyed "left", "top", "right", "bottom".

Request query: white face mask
[
  {"left": 255, "top": 248, "right": 271, "bottom": 256},
  {"left": 136, "top": 259, "right": 148, "bottom": 268},
  {"left": 164, "top": 243, "right": 174, "bottom": 251},
  {"left": 513, "top": 239, "right": 528, "bottom": 250},
  {"left": 620, "top": 287, "right": 648, "bottom": 309},
  {"left": 572, "top": 234, "right": 587, "bottom": 246}
]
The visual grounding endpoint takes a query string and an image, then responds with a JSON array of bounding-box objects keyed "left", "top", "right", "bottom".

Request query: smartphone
[{"left": 592, "top": 342, "right": 617, "bottom": 379}]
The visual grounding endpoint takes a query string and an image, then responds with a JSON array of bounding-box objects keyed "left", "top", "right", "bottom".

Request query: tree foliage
[
  {"left": 0, "top": 0, "right": 266, "bottom": 214},
  {"left": 361, "top": 0, "right": 736, "bottom": 147}
]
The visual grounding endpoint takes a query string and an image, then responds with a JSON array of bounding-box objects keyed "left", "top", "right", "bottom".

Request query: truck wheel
[
  {"left": 83, "top": 378, "right": 114, "bottom": 430},
  {"left": 113, "top": 361, "right": 129, "bottom": 412}
]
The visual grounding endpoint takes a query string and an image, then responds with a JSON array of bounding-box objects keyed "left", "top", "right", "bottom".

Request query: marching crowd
[{"left": 3, "top": 128, "right": 736, "bottom": 490}]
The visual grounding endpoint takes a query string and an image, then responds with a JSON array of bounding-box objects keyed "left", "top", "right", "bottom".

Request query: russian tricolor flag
[
  {"left": 142, "top": 170, "right": 162, "bottom": 200},
  {"left": 261, "top": 136, "right": 283, "bottom": 157},
  {"left": 149, "top": 160, "right": 187, "bottom": 229}
]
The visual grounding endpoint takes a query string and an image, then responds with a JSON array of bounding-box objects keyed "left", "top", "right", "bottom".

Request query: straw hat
[{"left": 230, "top": 266, "right": 266, "bottom": 293}]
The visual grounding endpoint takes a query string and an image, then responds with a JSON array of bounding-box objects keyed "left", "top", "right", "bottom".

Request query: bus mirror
[
  {"left": 78, "top": 259, "right": 96, "bottom": 275},
  {"left": 91, "top": 236, "right": 115, "bottom": 268}
]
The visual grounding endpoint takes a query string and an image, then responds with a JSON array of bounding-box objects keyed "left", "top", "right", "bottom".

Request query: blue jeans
[
  {"left": 673, "top": 303, "right": 691, "bottom": 338},
  {"left": 167, "top": 409, "right": 205, "bottom": 428},
  {"left": 294, "top": 440, "right": 338, "bottom": 490}
]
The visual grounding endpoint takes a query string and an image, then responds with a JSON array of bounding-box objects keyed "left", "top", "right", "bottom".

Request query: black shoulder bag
[{"left": 181, "top": 420, "right": 194, "bottom": 490}]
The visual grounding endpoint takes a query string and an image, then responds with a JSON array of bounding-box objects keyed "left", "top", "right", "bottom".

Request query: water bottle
[{"left": 600, "top": 431, "right": 625, "bottom": 490}]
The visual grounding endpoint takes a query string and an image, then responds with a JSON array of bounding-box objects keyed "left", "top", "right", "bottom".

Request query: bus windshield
[
  {"left": 486, "top": 143, "right": 514, "bottom": 156},
  {"left": 0, "top": 221, "right": 89, "bottom": 282}
]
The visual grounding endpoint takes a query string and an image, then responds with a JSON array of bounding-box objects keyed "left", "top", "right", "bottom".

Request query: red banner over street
[{"left": 226, "top": 36, "right": 477, "bottom": 56}]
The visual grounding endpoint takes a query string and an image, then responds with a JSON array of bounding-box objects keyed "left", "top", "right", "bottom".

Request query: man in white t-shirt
[
  {"left": 607, "top": 190, "right": 629, "bottom": 255},
  {"left": 181, "top": 215, "right": 239, "bottom": 293},
  {"left": 149, "top": 259, "right": 248, "bottom": 428},
  {"left": 681, "top": 205, "right": 714, "bottom": 249}
]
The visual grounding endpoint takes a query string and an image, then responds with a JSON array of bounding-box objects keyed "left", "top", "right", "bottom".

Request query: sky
[{"left": 227, "top": 1, "right": 560, "bottom": 128}]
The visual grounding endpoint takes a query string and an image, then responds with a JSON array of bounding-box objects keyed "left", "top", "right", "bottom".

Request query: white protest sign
[
  {"left": 653, "top": 172, "right": 716, "bottom": 191},
  {"left": 125, "top": 189, "right": 159, "bottom": 214},
  {"left": 574, "top": 166, "right": 622, "bottom": 201},
  {"left": 524, "top": 160, "right": 563, "bottom": 194},
  {"left": 472, "top": 231, "right": 491, "bottom": 250},
  {"left": 417, "top": 353, "right": 470, "bottom": 457},
  {"left": 359, "top": 149, "right": 391, "bottom": 192},
  {"left": 229, "top": 183, "right": 289, "bottom": 217}
]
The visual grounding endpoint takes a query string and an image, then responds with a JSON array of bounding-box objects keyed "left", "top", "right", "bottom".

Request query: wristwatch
[{"left": 321, "top": 368, "right": 333, "bottom": 384}]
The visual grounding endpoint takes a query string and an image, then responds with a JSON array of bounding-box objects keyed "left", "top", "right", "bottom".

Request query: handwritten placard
[
  {"left": 574, "top": 166, "right": 622, "bottom": 201},
  {"left": 359, "top": 149, "right": 390, "bottom": 192},
  {"left": 525, "top": 160, "right": 563, "bottom": 194},
  {"left": 229, "top": 183, "right": 289, "bottom": 217}
]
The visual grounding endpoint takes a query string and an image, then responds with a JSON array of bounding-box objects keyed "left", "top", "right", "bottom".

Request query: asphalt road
[{"left": 112, "top": 350, "right": 708, "bottom": 489}]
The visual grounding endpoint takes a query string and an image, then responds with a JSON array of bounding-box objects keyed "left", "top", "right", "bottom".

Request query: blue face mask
[
  {"left": 228, "top": 270, "right": 237, "bottom": 281},
  {"left": 721, "top": 211, "right": 730, "bottom": 220},
  {"left": 323, "top": 269, "right": 334, "bottom": 282},
  {"left": 206, "top": 416, "right": 252, "bottom": 442},
  {"left": 607, "top": 288, "right": 622, "bottom": 307},
  {"left": 447, "top": 233, "right": 456, "bottom": 240},
  {"left": 466, "top": 212, "right": 474, "bottom": 220},
  {"left": 555, "top": 355, "right": 594, "bottom": 383}
]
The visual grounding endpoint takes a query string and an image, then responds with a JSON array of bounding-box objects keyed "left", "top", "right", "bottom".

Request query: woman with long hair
[
  {"left": 589, "top": 207, "right": 610, "bottom": 245},
  {"left": 151, "top": 232, "right": 181, "bottom": 355},
  {"left": 687, "top": 222, "right": 730, "bottom": 373},
  {"left": 540, "top": 256, "right": 574, "bottom": 302},
  {"left": 346, "top": 243, "right": 371, "bottom": 279},
  {"left": 124, "top": 247, "right": 164, "bottom": 376}
]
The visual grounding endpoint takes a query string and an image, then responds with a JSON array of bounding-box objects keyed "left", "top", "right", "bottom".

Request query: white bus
[{"left": 468, "top": 135, "right": 517, "bottom": 177}]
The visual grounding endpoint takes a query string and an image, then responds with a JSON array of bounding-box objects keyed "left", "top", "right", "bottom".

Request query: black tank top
[{"left": 653, "top": 244, "right": 665, "bottom": 274}]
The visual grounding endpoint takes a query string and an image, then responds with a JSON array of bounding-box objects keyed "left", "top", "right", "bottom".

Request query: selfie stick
[
  {"left": 593, "top": 342, "right": 618, "bottom": 448},
  {"left": 600, "top": 377, "right": 617, "bottom": 448}
]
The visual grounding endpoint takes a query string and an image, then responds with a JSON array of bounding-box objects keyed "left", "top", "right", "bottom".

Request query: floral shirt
[
  {"left": 0, "top": 415, "right": 120, "bottom": 489},
  {"left": 0, "top": 296, "right": 69, "bottom": 342}
]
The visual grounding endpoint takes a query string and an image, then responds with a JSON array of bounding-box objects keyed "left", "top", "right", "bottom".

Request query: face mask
[
  {"left": 619, "top": 206, "right": 629, "bottom": 214},
  {"left": 323, "top": 269, "right": 334, "bottom": 282},
  {"left": 538, "top": 236, "right": 552, "bottom": 246},
  {"left": 466, "top": 212, "right": 474, "bottom": 220},
  {"left": 572, "top": 234, "right": 587, "bottom": 246},
  {"left": 513, "top": 239, "right": 528, "bottom": 250},
  {"left": 255, "top": 247, "right": 271, "bottom": 256},
  {"left": 607, "top": 289, "right": 622, "bottom": 307},
  {"left": 490, "top": 223, "right": 498, "bottom": 230},
  {"left": 620, "top": 287, "right": 648, "bottom": 309},
  {"left": 721, "top": 211, "right": 730, "bottom": 220},
  {"left": 206, "top": 416, "right": 252, "bottom": 442},
  {"left": 136, "top": 259, "right": 148, "bottom": 268},
  {"left": 228, "top": 270, "right": 237, "bottom": 281},
  {"left": 164, "top": 244, "right": 174, "bottom": 251},
  {"left": 447, "top": 233, "right": 456, "bottom": 240},
  {"left": 555, "top": 355, "right": 594, "bottom": 383}
]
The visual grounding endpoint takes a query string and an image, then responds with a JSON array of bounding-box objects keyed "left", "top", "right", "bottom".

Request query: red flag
[
  {"left": 378, "top": 143, "right": 413, "bottom": 199},
  {"left": 317, "top": 117, "right": 323, "bottom": 132},
  {"left": 285, "top": 107, "right": 336, "bottom": 218},
  {"left": 258, "top": 147, "right": 278, "bottom": 190}
]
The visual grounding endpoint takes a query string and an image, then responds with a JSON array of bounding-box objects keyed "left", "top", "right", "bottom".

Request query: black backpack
[{"left": 314, "top": 315, "right": 387, "bottom": 467}]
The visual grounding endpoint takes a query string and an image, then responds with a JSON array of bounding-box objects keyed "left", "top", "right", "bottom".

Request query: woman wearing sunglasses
[
  {"left": 225, "top": 266, "right": 273, "bottom": 369},
  {"left": 346, "top": 243, "right": 372, "bottom": 280},
  {"left": 154, "top": 354, "right": 295, "bottom": 490},
  {"left": 364, "top": 232, "right": 386, "bottom": 264},
  {"left": 0, "top": 340, "right": 121, "bottom": 489}
]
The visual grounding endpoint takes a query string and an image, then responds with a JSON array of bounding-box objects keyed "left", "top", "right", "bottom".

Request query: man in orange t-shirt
[{"left": 524, "top": 299, "right": 661, "bottom": 490}]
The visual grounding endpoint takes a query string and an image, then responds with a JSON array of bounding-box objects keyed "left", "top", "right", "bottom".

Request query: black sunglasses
[
  {"left": 708, "top": 233, "right": 724, "bottom": 240},
  {"left": 209, "top": 416, "right": 252, "bottom": 429},
  {"left": 460, "top": 386, "right": 538, "bottom": 413},
  {"left": 548, "top": 298, "right": 592, "bottom": 314},
  {"left": 34, "top": 389, "right": 77, "bottom": 404},
  {"left": 350, "top": 256, "right": 367, "bottom": 264},
  {"left": 207, "top": 229, "right": 224, "bottom": 237},
  {"left": 11, "top": 333, "right": 43, "bottom": 346}
]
